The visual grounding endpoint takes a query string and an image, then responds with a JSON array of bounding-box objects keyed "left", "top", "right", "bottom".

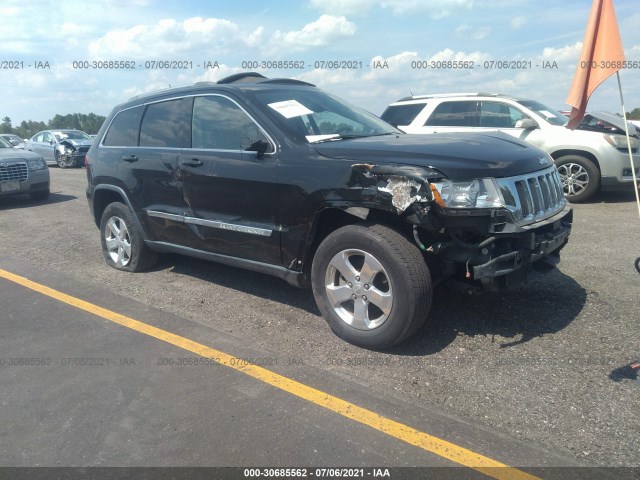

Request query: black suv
[{"left": 86, "top": 73, "right": 572, "bottom": 349}]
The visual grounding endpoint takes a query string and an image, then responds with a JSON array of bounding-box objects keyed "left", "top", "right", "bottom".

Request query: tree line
[{"left": 0, "top": 113, "right": 107, "bottom": 139}]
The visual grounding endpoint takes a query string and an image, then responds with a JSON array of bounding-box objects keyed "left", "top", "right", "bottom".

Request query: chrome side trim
[
  {"left": 147, "top": 210, "right": 272, "bottom": 237},
  {"left": 145, "top": 241, "right": 307, "bottom": 288},
  {"left": 147, "top": 210, "right": 185, "bottom": 222}
]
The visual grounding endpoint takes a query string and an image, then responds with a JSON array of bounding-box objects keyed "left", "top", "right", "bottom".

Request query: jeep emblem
[{"left": 539, "top": 157, "right": 549, "bottom": 166}]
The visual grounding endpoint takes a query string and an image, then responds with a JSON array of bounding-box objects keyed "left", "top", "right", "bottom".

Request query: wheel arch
[
  {"left": 91, "top": 185, "right": 149, "bottom": 240},
  {"left": 550, "top": 149, "right": 601, "bottom": 172},
  {"left": 301, "top": 206, "right": 414, "bottom": 272}
]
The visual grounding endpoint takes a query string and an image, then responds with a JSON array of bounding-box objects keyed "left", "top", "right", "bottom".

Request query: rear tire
[
  {"left": 555, "top": 155, "right": 599, "bottom": 202},
  {"left": 311, "top": 224, "right": 432, "bottom": 349},
  {"left": 100, "top": 202, "right": 157, "bottom": 272}
]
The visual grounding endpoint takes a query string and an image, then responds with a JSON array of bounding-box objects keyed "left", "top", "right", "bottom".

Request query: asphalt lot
[{"left": 1, "top": 167, "right": 639, "bottom": 472}]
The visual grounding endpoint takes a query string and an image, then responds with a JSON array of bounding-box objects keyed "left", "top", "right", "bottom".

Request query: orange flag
[{"left": 565, "top": 0, "right": 625, "bottom": 129}]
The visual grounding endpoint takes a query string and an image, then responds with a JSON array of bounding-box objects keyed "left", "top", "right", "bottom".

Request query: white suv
[{"left": 381, "top": 93, "right": 640, "bottom": 202}]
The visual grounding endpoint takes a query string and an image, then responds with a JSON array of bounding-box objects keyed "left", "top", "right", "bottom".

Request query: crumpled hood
[
  {"left": 0, "top": 149, "right": 45, "bottom": 162},
  {"left": 314, "top": 132, "right": 552, "bottom": 179},
  {"left": 61, "top": 139, "right": 92, "bottom": 147},
  {"left": 582, "top": 111, "right": 640, "bottom": 135}
]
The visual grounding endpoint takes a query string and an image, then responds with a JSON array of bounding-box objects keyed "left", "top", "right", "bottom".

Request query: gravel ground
[{"left": 1, "top": 167, "right": 639, "bottom": 467}]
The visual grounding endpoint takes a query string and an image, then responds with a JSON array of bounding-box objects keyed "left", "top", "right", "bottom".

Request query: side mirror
[
  {"left": 49, "top": 139, "right": 55, "bottom": 145},
  {"left": 243, "top": 138, "right": 271, "bottom": 158},
  {"left": 515, "top": 118, "right": 538, "bottom": 130},
  {"left": 9, "top": 140, "right": 19, "bottom": 146}
]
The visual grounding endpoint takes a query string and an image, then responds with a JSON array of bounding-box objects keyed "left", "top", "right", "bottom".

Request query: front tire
[
  {"left": 55, "top": 151, "right": 69, "bottom": 168},
  {"left": 311, "top": 224, "right": 432, "bottom": 349},
  {"left": 555, "top": 155, "right": 599, "bottom": 202},
  {"left": 99, "top": 202, "right": 157, "bottom": 272}
]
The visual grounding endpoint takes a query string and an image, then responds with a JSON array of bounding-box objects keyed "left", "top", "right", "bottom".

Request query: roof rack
[
  {"left": 260, "top": 78, "right": 315, "bottom": 86},
  {"left": 216, "top": 72, "right": 315, "bottom": 87},
  {"left": 217, "top": 72, "right": 267, "bottom": 84},
  {"left": 395, "top": 92, "right": 503, "bottom": 102}
]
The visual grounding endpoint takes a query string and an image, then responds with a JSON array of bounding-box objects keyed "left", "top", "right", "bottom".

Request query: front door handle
[
  {"left": 121, "top": 155, "right": 138, "bottom": 163},
  {"left": 182, "top": 158, "right": 203, "bottom": 167}
]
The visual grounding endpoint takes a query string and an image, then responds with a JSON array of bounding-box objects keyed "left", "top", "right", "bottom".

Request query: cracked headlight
[
  {"left": 27, "top": 158, "right": 47, "bottom": 170},
  {"left": 431, "top": 178, "right": 504, "bottom": 208}
]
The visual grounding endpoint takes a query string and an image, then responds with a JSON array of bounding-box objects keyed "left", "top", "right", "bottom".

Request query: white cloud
[
  {"left": 455, "top": 24, "right": 492, "bottom": 40},
  {"left": 309, "top": 0, "right": 374, "bottom": 16},
  {"left": 87, "top": 17, "right": 255, "bottom": 58},
  {"left": 271, "top": 15, "right": 356, "bottom": 52},
  {"left": 380, "top": 0, "right": 473, "bottom": 18},
  {"left": 540, "top": 42, "right": 582, "bottom": 64},
  {"left": 0, "top": 6, "right": 20, "bottom": 15},
  {"left": 510, "top": 16, "right": 527, "bottom": 29},
  {"left": 308, "top": 0, "right": 473, "bottom": 19}
]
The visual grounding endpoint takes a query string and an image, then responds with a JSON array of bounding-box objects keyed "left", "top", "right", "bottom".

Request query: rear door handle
[
  {"left": 121, "top": 155, "right": 138, "bottom": 162},
  {"left": 182, "top": 158, "right": 203, "bottom": 167}
]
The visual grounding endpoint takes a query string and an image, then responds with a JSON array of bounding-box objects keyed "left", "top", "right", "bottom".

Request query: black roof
[{"left": 124, "top": 72, "right": 315, "bottom": 107}]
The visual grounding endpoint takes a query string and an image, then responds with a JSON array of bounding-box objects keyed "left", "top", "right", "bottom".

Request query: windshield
[
  {"left": 250, "top": 88, "right": 400, "bottom": 143},
  {"left": 0, "top": 136, "right": 13, "bottom": 148},
  {"left": 517, "top": 100, "right": 568, "bottom": 126},
  {"left": 53, "top": 131, "right": 92, "bottom": 141}
]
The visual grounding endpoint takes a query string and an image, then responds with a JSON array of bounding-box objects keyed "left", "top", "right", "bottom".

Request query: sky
[{"left": 1, "top": 0, "right": 640, "bottom": 127}]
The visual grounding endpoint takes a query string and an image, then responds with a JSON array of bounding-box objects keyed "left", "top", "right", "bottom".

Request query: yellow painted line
[{"left": 0, "top": 267, "right": 540, "bottom": 480}]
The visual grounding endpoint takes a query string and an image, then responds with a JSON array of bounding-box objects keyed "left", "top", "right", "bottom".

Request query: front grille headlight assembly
[
  {"left": 431, "top": 178, "right": 505, "bottom": 209},
  {"left": 27, "top": 158, "right": 47, "bottom": 170}
]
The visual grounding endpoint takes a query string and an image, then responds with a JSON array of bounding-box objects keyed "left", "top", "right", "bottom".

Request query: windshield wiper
[{"left": 369, "top": 132, "right": 400, "bottom": 137}]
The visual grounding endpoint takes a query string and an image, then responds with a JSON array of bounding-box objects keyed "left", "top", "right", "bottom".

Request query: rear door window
[
  {"left": 140, "top": 98, "right": 191, "bottom": 148},
  {"left": 479, "top": 102, "right": 528, "bottom": 128},
  {"left": 425, "top": 101, "right": 478, "bottom": 127}
]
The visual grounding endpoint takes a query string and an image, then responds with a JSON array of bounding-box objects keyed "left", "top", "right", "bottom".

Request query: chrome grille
[
  {"left": 497, "top": 166, "right": 565, "bottom": 225},
  {"left": 0, "top": 162, "right": 28, "bottom": 182}
]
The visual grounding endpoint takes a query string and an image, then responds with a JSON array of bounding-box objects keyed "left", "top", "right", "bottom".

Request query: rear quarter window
[
  {"left": 102, "top": 106, "right": 144, "bottom": 147},
  {"left": 380, "top": 104, "right": 426, "bottom": 127}
]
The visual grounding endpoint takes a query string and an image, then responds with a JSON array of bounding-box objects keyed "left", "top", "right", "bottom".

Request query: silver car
[
  {"left": 0, "top": 136, "right": 50, "bottom": 200},
  {"left": 26, "top": 129, "right": 93, "bottom": 168},
  {"left": 382, "top": 93, "right": 640, "bottom": 202},
  {"left": 0, "top": 134, "right": 26, "bottom": 149}
]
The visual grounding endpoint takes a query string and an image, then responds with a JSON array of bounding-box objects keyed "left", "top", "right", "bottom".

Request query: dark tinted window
[
  {"left": 425, "top": 101, "right": 478, "bottom": 127},
  {"left": 479, "top": 102, "right": 528, "bottom": 128},
  {"left": 192, "top": 95, "right": 272, "bottom": 152},
  {"left": 103, "top": 106, "right": 144, "bottom": 146},
  {"left": 380, "top": 104, "right": 425, "bottom": 126},
  {"left": 140, "top": 99, "right": 189, "bottom": 147}
]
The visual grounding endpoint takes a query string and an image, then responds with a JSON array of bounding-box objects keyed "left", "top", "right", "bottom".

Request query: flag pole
[{"left": 615, "top": 72, "right": 640, "bottom": 218}]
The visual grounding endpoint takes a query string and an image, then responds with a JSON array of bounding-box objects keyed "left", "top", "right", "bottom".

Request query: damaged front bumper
[{"left": 440, "top": 205, "right": 573, "bottom": 291}]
